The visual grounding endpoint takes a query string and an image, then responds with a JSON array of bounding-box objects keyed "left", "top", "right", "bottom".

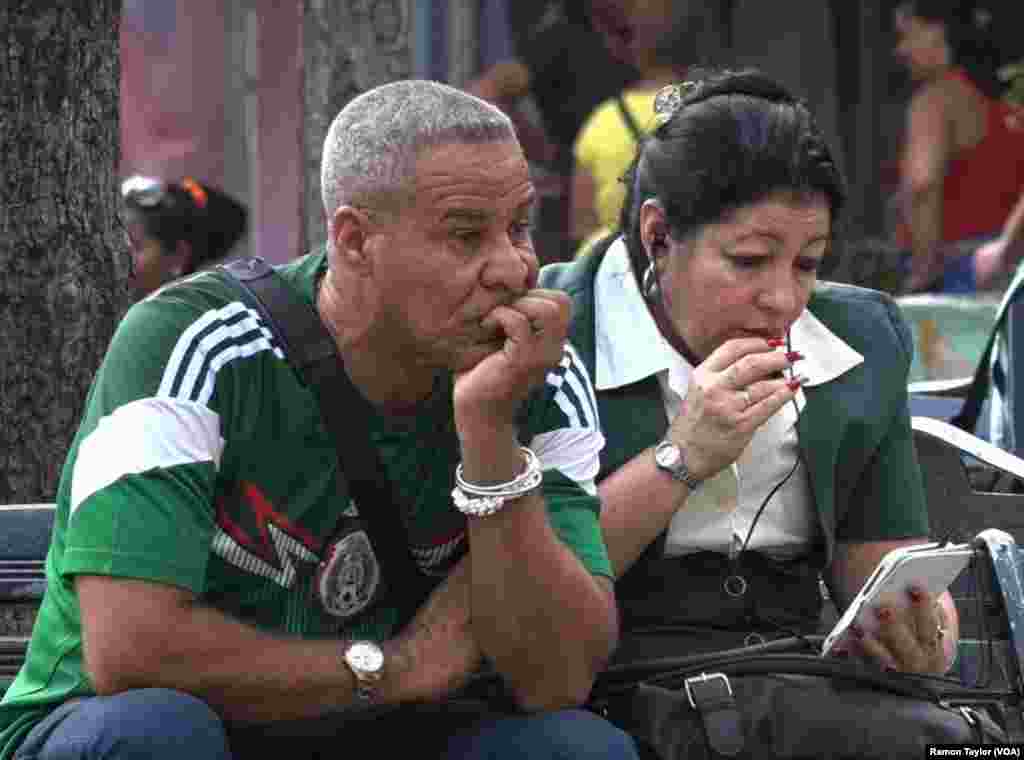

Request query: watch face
[
  {"left": 655, "top": 441, "right": 682, "bottom": 470},
  {"left": 346, "top": 641, "right": 384, "bottom": 673}
]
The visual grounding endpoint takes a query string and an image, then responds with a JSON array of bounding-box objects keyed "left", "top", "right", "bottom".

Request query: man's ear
[{"left": 330, "top": 206, "right": 375, "bottom": 274}]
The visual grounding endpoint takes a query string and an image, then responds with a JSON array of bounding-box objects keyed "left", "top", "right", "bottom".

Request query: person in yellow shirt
[{"left": 570, "top": 1, "right": 728, "bottom": 256}]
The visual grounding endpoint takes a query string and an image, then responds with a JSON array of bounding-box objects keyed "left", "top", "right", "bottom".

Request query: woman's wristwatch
[{"left": 654, "top": 438, "right": 703, "bottom": 492}]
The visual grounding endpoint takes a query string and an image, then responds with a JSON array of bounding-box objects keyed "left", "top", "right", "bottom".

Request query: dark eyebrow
[{"left": 732, "top": 231, "right": 830, "bottom": 248}]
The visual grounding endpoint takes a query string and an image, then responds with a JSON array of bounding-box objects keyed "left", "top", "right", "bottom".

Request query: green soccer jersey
[{"left": 0, "top": 249, "right": 611, "bottom": 756}]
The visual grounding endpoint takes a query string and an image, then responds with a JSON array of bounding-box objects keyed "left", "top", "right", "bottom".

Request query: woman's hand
[
  {"left": 847, "top": 588, "right": 951, "bottom": 675},
  {"left": 668, "top": 337, "right": 804, "bottom": 481}
]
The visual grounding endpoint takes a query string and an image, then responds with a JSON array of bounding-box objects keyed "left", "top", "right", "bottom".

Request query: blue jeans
[{"left": 14, "top": 690, "right": 639, "bottom": 759}]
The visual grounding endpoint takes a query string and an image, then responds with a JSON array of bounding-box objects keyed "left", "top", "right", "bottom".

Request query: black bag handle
[
  {"left": 951, "top": 277, "right": 1024, "bottom": 432},
  {"left": 218, "top": 256, "right": 428, "bottom": 621}
]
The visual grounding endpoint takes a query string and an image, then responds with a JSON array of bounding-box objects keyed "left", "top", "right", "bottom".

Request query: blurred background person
[
  {"left": 975, "top": 191, "right": 1024, "bottom": 290},
  {"left": 121, "top": 176, "right": 248, "bottom": 299},
  {"left": 974, "top": 64, "right": 1024, "bottom": 289},
  {"left": 893, "top": 0, "right": 1024, "bottom": 293},
  {"left": 468, "top": 1, "right": 638, "bottom": 160},
  {"left": 467, "top": 1, "right": 640, "bottom": 263},
  {"left": 570, "top": 1, "right": 730, "bottom": 255}
]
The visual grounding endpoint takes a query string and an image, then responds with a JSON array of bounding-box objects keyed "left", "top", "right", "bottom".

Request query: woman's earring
[
  {"left": 642, "top": 236, "right": 666, "bottom": 301},
  {"left": 642, "top": 260, "right": 661, "bottom": 302}
]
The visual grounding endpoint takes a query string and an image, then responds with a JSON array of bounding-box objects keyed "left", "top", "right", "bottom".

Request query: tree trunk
[
  {"left": 303, "top": 0, "right": 414, "bottom": 248},
  {"left": 0, "top": 2, "right": 126, "bottom": 504}
]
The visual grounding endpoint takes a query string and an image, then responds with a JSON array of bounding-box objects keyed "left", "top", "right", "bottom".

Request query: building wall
[
  {"left": 121, "top": 1, "right": 429, "bottom": 265},
  {"left": 120, "top": 2, "right": 907, "bottom": 257},
  {"left": 120, "top": 0, "right": 228, "bottom": 185}
]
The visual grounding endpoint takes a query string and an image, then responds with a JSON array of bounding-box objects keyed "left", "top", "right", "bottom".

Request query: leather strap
[
  {"left": 218, "top": 257, "right": 429, "bottom": 622},
  {"left": 685, "top": 672, "right": 744, "bottom": 757}
]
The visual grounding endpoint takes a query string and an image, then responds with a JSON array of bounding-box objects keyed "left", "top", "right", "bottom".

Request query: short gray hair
[{"left": 320, "top": 80, "right": 517, "bottom": 217}]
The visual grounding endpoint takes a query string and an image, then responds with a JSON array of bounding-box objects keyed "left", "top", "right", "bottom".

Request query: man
[{"left": 0, "top": 80, "right": 636, "bottom": 759}]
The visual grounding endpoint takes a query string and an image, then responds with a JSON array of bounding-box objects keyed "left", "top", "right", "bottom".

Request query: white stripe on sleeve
[{"left": 70, "top": 398, "right": 224, "bottom": 516}]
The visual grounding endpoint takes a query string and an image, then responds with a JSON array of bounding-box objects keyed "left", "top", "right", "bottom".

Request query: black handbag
[{"left": 589, "top": 643, "right": 1009, "bottom": 760}]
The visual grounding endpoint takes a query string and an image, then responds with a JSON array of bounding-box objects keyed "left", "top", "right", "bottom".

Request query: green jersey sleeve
[
  {"left": 61, "top": 279, "right": 283, "bottom": 593},
  {"left": 520, "top": 342, "right": 612, "bottom": 578}
]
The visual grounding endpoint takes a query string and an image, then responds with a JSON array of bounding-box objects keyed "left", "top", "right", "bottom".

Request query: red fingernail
[
  {"left": 876, "top": 607, "right": 893, "bottom": 623},
  {"left": 786, "top": 374, "right": 807, "bottom": 390},
  {"left": 767, "top": 338, "right": 786, "bottom": 348},
  {"left": 908, "top": 587, "right": 924, "bottom": 603},
  {"left": 785, "top": 351, "right": 804, "bottom": 362}
]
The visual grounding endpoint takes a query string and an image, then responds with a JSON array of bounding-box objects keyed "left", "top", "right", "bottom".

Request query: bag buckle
[{"left": 684, "top": 671, "right": 733, "bottom": 709}]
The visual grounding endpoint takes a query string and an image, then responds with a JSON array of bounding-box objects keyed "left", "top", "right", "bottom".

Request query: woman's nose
[{"left": 756, "top": 278, "right": 799, "bottom": 316}]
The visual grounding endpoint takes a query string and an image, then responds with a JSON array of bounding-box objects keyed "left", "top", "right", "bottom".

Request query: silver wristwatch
[
  {"left": 342, "top": 639, "right": 385, "bottom": 704},
  {"left": 654, "top": 439, "right": 702, "bottom": 491}
]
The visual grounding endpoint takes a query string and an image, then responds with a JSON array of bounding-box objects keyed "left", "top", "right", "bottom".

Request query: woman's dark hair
[
  {"left": 619, "top": 67, "right": 846, "bottom": 284},
  {"left": 124, "top": 180, "right": 248, "bottom": 272},
  {"left": 900, "top": 0, "right": 1021, "bottom": 97}
]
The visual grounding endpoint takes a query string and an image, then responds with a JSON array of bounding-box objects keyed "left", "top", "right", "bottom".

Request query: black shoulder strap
[
  {"left": 217, "top": 257, "right": 427, "bottom": 619},
  {"left": 951, "top": 323, "right": 999, "bottom": 432},
  {"left": 615, "top": 95, "right": 644, "bottom": 142},
  {"left": 951, "top": 278, "right": 1024, "bottom": 432}
]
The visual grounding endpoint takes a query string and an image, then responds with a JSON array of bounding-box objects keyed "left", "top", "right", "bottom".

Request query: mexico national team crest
[{"left": 316, "top": 525, "right": 381, "bottom": 620}]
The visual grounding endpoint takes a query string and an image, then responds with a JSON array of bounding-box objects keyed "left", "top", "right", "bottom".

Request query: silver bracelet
[{"left": 451, "top": 446, "right": 543, "bottom": 517}]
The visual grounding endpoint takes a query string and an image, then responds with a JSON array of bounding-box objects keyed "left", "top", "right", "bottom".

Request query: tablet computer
[{"left": 821, "top": 541, "right": 974, "bottom": 657}]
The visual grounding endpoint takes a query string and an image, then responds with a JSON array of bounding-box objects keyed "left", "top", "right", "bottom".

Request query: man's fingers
[
  {"left": 505, "top": 290, "right": 571, "bottom": 337},
  {"left": 483, "top": 304, "right": 534, "bottom": 342}
]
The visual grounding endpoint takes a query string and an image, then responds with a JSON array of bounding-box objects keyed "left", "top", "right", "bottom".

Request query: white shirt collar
[{"left": 593, "top": 237, "right": 864, "bottom": 391}]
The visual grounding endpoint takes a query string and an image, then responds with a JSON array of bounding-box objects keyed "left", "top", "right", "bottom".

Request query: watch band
[{"left": 342, "top": 640, "right": 385, "bottom": 705}]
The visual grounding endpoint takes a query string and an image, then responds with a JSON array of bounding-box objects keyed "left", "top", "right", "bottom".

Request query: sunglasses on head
[{"left": 121, "top": 175, "right": 208, "bottom": 210}]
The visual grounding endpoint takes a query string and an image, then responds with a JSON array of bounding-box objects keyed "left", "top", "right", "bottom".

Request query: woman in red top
[{"left": 894, "top": 0, "right": 1024, "bottom": 293}]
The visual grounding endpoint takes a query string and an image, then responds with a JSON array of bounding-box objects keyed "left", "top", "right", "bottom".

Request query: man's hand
[{"left": 453, "top": 289, "right": 571, "bottom": 435}]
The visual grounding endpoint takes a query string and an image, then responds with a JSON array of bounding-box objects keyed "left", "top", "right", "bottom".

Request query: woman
[
  {"left": 121, "top": 175, "right": 248, "bottom": 299},
  {"left": 893, "top": 0, "right": 1024, "bottom": 293},
  {"left": 540, "top": 67, "right": 958, "bottom": 675},
  {"left": 569, "top": 0, "right": 726, "bottom": 256}
]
